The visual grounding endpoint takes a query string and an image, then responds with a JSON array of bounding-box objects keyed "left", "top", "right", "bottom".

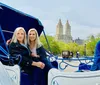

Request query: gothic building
[{"left": 55, "top": 19, "right": 73, "bottom": 43}]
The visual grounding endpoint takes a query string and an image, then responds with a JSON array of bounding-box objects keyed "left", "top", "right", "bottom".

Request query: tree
[{"left": 40, "top": 35, "right": 60, "bottom": 55}]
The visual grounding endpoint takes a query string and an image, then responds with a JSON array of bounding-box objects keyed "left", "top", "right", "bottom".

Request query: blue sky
[{"left": 0, "top": 0, "right": 100, "bottom": 39}]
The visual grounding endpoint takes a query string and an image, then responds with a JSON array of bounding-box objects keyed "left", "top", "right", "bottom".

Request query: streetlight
[{"left": 84, "top": 43, "right": 86, "bottom": 56}]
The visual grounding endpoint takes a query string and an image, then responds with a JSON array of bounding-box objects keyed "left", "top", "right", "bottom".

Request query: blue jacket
[{"left": 36, "top": 46, "right": 53, "bottom": 71}]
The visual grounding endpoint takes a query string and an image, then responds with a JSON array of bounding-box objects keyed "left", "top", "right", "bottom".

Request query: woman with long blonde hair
[{"left": 28, "top": 28, "right": 53, "bottom": 85}]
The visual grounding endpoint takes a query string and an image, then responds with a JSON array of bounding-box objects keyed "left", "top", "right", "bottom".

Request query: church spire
[
  {"left": 56, "top": 19, "right": 63, "bottom": 35},
  {"left": 65, "top": 20, "right": 70, "bottom": 28},
  {"left": 65, "top": 20, "right": 71, "bottom": 35},
  {"left": 57, "top": 19, "right": 63, "bottom": 28}
]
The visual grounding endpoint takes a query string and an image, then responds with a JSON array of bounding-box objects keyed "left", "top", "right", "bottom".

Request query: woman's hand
[
  {"left": 31, "top": 53, "right": 40, "bottom": 58},
  {"left": 6, "top": 39, "right": 11, "bottom": 45},
  {"left": 32, "top": 61, "right": 45, "bottom": 69},
  {"left": 36, "top": 62, "right": 45, "bottom": 69}
]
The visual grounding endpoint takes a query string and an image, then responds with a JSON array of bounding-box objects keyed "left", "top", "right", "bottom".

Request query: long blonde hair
[
  {"left": 10, "top": 27, "right": 27, "bottom": 45},
  {"left": 28, "top": 28, "right": 42, "bottom": 48}
]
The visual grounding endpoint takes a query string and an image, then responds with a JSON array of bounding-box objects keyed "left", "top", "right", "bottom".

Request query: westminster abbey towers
[{"left": 55, "top": 19, "right": 73, "bottom": 43}]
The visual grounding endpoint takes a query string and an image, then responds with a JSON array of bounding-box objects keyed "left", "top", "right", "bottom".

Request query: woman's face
[
  {"left": 29, "top": 30, "right": 37, "bottom": 42},
  {"left": 16, "top": 29, "right": 25, "bottom": 43}
]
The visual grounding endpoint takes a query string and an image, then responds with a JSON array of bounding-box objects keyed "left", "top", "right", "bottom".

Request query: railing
[{"left": 51, "top": 56, "right": 94, "bottom": 71}]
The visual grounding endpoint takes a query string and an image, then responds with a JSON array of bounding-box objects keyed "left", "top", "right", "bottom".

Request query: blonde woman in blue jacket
[{"left": 28, "top": 28, "right": 53, "bottom": 85}]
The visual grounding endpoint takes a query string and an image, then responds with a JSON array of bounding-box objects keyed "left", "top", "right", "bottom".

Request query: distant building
[
  {"left": 55, "top": 19, "right": 72, "bottom": 43},
  {"left": 55, "top": 19, "right": 64, "bottom": 41},
  {"left": 55, "top": 19, "right": 85, "bottom": 45},
  {"left": 74, "top": 37, "right": 84, "bottom": 45}
]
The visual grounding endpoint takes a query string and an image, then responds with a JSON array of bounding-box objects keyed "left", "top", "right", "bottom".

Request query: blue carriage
[
  {"left": 1, "top": 2, "right": 100, "bottom": 85},
  {"left": 0, "top": 2, "right": 58, "bottom": 85}
]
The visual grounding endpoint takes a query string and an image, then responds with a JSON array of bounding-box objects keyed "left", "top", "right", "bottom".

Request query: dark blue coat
[
  {"left": 9, "top": 42, "right": 34, "bottom": 73},
  {"left": 36, "top": 46, "right": 53, "bottom": 71},
  {"left": 9, "top": 42, "right": 53, "bottom": 73},
  {"left": 9, "top": 42, "right": 53, "bottom": 85}
]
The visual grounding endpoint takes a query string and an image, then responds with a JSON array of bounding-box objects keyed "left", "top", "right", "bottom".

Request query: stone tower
[
  {"left": 63, "top": 20, "right": 72, "bottom": 43},
  {"left": 55, "top": 19, "right": 63, "bottom": 41},
  {"left": 55, "top": 19, "right": 73, "bottom": 43}
]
